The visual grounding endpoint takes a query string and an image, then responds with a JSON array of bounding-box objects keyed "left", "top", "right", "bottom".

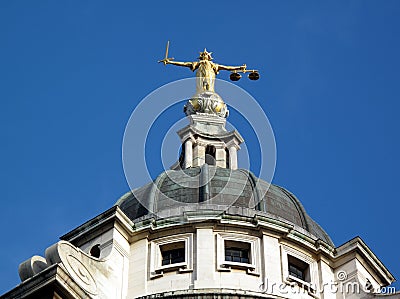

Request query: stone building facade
[{"left": 0, "top": 89, "right": 396, "bottom": 299}]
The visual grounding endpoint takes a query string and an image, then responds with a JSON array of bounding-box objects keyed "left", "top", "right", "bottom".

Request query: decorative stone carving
[
  {"left": 18, "top": 255, "right": 48, "bottom": 282},
  {"left": 46, "top": 241, "right": 98, "bottom": 295},
  {"left": 43, "top": 240, "right": 127, "bottom": 298},
  {"left": 184, "top": 91, "right": 228, "bottom": 118}
]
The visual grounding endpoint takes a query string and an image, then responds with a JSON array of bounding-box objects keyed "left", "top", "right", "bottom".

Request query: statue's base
[
  {"left": 188, "top": 113, "right": 227, "bottom": 136},
  {"left": 184, "top": 91, "right": 228, "bottom": 118}
]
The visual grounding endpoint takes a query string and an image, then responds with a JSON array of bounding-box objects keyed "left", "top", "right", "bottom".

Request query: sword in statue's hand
[{"left": 158, "top": 41, "right": 174, "bottom": 65}]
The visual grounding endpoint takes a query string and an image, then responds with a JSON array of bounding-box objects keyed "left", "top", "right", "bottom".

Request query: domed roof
[{"left": 116, "top": 165, "right": 333, "bottom": 246}]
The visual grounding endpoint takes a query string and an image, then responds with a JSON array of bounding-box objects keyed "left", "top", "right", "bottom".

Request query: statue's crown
[{"left": 199, "top": 48, "right": 213, "bottom": 60}]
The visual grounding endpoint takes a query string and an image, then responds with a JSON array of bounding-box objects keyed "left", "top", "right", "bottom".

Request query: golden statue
[
  {"left": 159, "top": 42, "right": 256, "bottom": 93},
  {"left": 158, "top": 42, "right": 259, "bottom": 118}
]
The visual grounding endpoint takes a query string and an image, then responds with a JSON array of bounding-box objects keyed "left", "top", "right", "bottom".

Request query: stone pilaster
[
  {"left": 184, "top": 139, "right": 193, "bottom": 168},
  {"left": 215, "top": 147, "right": 226, "bottom": 168},
  {"left": 193, "top": 143, "right": 205, "bottom": 167},
  {"left": 228, "top": 146, "right": 238, "bottom": 170}
]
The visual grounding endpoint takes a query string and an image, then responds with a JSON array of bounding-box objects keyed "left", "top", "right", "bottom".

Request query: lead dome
[{"left": 116, "top": 165, "right": 333, "bottom": 246}]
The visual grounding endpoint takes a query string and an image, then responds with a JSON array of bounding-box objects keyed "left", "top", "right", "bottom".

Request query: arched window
[
  {"left": 179, "top": 144, "right": 185, "bottom": 168},
  {"left": 205, "top": 145, "right": 216, "bottom": 166}
]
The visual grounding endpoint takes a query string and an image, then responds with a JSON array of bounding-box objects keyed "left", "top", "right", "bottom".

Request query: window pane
[
  {"left": 241, "top": 257, "right": 249, "bottom": 264},
  {"left": 289, "top": 264, "right": 304, "bottom": 280},
  {"left": 161, "top": 247, "right": 185, "bottom": 266},
  {"left": 287, "top": 255, "right": 309, "bottom": 282},
  {"left": 225, "top": 244, "right": 250, "bottom": 264}
]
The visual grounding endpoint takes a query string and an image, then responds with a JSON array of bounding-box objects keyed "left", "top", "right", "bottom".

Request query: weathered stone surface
[{"left": 19, "top": 255, "right": 48, "bottom": 282}]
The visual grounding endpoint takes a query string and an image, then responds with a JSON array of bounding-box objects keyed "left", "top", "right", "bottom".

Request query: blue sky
[{"left": 1, "top": 0, "right": 400, "bottom": 293}]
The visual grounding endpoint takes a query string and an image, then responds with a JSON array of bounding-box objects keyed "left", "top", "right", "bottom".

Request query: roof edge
[{"left": 335, "top": 236, "right": 395, "bottom": 286}]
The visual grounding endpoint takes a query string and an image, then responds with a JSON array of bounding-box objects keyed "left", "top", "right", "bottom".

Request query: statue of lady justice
[
  {"left": 159, "top": 42, "right": 258, "bottom": 117},
  {"left": 159, "top": 42, "right": 248, "bottom": 93}
]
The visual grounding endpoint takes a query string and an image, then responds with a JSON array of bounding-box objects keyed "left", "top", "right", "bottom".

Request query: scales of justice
[{"left": 158, "top": 41, "right": 259, "bottom": 118}]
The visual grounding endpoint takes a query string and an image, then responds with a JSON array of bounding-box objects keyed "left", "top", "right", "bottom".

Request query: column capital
[{"left": 226, "top": 140, "right": 241, "bottom": 150}]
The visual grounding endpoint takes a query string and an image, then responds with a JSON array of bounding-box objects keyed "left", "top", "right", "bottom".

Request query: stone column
[
  {"left": 228, "top": 146, "right": 238, "bottom": 170},
  {"left": 193, "top": 143, "right": 205, "bottom": 167},
  {"left": 184, "top": 139, "right": 193, "bottom": 169},
  {"left": 215, "top": 147, "right": 226, "bottom": 168}
]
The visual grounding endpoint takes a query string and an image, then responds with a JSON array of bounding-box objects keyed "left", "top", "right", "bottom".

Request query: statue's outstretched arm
[
  {"left": 217, "top": 64, "right": 247, "bottom": 72},
  {"left": 167, "top": 60, "right": 195, "bottom": 69}
]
